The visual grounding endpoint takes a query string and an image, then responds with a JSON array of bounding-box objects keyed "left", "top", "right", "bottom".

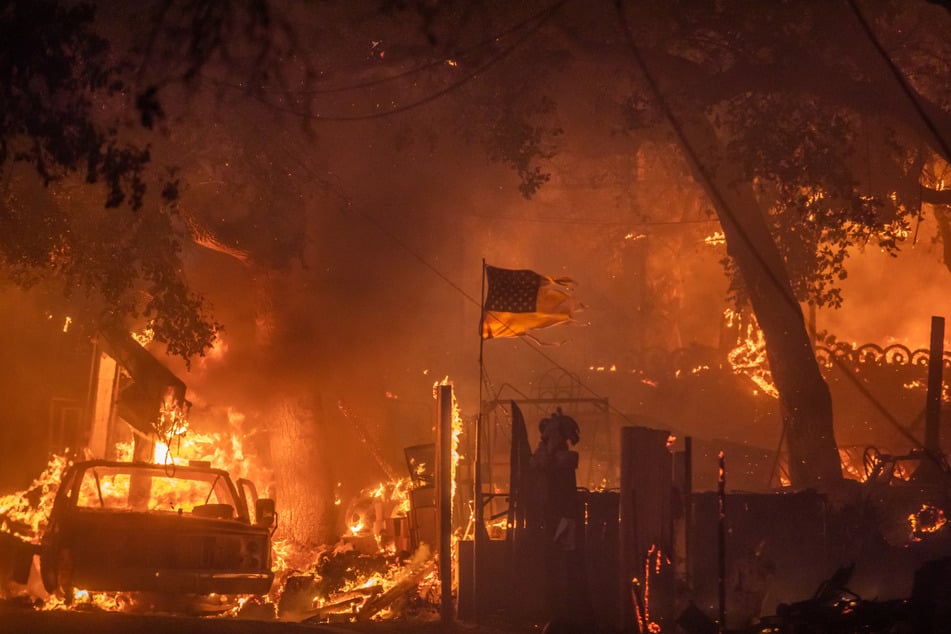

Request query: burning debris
[
  {"left": 0, "top": 436, "right": 451, "bottom": 624},
  {"left": 275, "top": 542, "right": 437, "bottom": 623}
]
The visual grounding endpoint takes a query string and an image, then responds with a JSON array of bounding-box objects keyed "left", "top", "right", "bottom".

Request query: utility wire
[
  {"left": 243, "top": 0, "right": 567, "bottom": 122},
  {"left": 201, "top": 1, "right": 568, "bottom": 97},
  {"left": 847, "top": 0, "right": 951, "bottom": 163},
  {"left": 462, "top": 210, "right": 719, "bottom": 227}
]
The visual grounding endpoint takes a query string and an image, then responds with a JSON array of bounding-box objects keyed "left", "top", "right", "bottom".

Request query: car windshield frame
[{"left": 62, "top": 461, "right": 247, "bottom": 521}]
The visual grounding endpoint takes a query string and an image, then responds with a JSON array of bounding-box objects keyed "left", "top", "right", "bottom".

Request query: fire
[
  {"left": 632, "top": 545, "right": 669, "bottom": 633},
  {"left": 435, "top": 377, "right": 464, "bottom": 510},
  {"left": 0, "top": 453, "right": 68, "bottom": 543},
  {"left": 0, "top": 404, "right": 277, "bottom": 613},
  {"left": 146, "top": 411, "right": 272, "bottom": 488},
  {"left": 4, "top": 376, "right": 463, "bottom": 623},
  {"left": 838, "top": 447, "right": 868, "bottom": 482},
  {"left": 725, "top": 309, "right": 779, "bottom": 398},
  {"left": 344, "top": 477, "right": 412, "bottom": 544},
  {"left": 909, "top": 504, "right": 947, "bottom": 540},
  {"left": 131, "top": 323, "right": 155, "bottom": 347},
  {"left": 263, "top": 380, "right": 462, "bottom": 623}
]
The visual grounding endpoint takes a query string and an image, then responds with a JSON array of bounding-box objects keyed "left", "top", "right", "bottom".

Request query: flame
[
  {"left": 5, "top": 377, "right": 467, "bottom": 622},
  {"left": 131, "top": 323, "right": 155, "bottom": 347},
  {"left": 433, "top": 377, "right": 463, "bottom": 518},
  {"left": 909, "top": 504, "right": 947, "bottom": 540},
  {"left": 639, "top": 545, "right": 669, "bottom": 633},
  {"left": 273, "top": 376, "right": 463, "bottom": 622},
  {"left": 725, "top": 309, "right": 779, "bottom": 398},
  {"left": 153, "top": 389, "right": 190, "bottom": 448},
  {"left": 4, "top": 406, "right": 277, "bottom": 613},
  {"left": 0, "top": 453, "right": 69, "bottom": 542},
  {"left": 838, "top": 448, "right": 868, "bottom": 482},
  {"left": 344, "top": 477, "right": 412, "bottom": 543}
]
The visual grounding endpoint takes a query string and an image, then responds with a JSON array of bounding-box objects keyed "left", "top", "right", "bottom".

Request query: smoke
[{"left": 815, "top": 221, "right": 950, "bottom": 347}]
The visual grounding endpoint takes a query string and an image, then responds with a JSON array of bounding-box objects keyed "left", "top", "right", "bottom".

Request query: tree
[
  {"left": 608, "top": 0, "right": 951, "bottom": 487},
  {"left": 0, "top": 0, "right": 215, "bottom": 360},
  {"left": 0, "top": 0, "right": 304, "bottom": 361}
]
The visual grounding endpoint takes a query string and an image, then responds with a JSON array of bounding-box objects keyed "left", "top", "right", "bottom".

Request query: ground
[{"left": 0, "top": 602, "right": 542, "bottom": 634}]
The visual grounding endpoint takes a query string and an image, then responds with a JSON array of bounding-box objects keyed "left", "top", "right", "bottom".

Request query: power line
[
  {"left": 200, "top": 1, "right": 568, "bottom": 98},
  {"left": 462, "top": 210, "right": 719, "bottom": 227},
  {"left": 846, "top": 0, "right": 951, "bottom": 163},
  {"left": 242, "top": 0, "right": 567, "bottom": 122}
]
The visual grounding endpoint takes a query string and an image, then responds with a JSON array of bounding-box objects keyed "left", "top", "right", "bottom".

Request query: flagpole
[{"left": 473, "top": 258, "right": 486, "bottom": 622}]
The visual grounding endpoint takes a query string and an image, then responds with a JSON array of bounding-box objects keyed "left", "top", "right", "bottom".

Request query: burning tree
[{"left": 605, "top": 0, "right": 951, "bottom": 487}]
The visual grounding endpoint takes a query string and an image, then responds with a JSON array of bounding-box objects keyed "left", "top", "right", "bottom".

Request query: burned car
[{"left": 39, "top": 459, "right": 276, "bottom": 607}]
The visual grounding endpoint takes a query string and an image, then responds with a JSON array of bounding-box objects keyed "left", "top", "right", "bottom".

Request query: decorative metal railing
[
  {"left": 815, "top": 343, "right": 951, "bottom": 369},
  {"left": 586, "top": 342, "right": 949, "bottom": 382}
]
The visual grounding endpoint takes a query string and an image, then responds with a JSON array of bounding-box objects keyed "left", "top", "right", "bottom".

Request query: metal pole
[
  {"left": 473, "top": 411, "right": 483, "bottom": 621},
  {"left": 473, "top": 260, "right": 487, "bottom": 622},
  {"left": 925, "top": 316, "right": 945, "bottom": 456},
  {"left": 684, "top": 436, "right": 693, "bottom": 591},
  {"left": 619, "top": 427, "right": 636, "bottom": 631},
  {"left": 717, "top": 450, "right": 726, "bottom": 634},
  {"left": 436, "top": 384, "right": 454, "bottom": 624}
]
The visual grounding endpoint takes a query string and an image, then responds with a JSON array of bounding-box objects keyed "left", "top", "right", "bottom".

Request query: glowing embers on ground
[
  {"left": 276, "top": 380, "right": 463, "bottom": 623},
  {"left": 909, "top": 504, "right": 948, "bottom": 541},
  {"left": 273, "top": 541, "right": 438, "bottom": 623}
]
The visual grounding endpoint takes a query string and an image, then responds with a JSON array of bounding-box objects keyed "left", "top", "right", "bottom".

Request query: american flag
[
  {"left": 481, "top": 264, "right": 581, "bottom": 340},
  {"left": 484, "top": 266, "right": 541, "bottom": 313}
]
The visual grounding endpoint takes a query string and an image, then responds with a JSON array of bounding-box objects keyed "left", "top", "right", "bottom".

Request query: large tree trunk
[
  {"left": 271, "top": 395, "right": 336, "bottom": 548},
  {"left": 186, "top": 214, "right": 338, "bottom": 548},
  {"left": 253, "top": 270, "right": 336, "bottom": 549},
  {"left": 618, "top": 3, "right": 859, "bottom": 489},
  {"left": 683, "top": 114, "right": 843, "bottom": 489}
]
